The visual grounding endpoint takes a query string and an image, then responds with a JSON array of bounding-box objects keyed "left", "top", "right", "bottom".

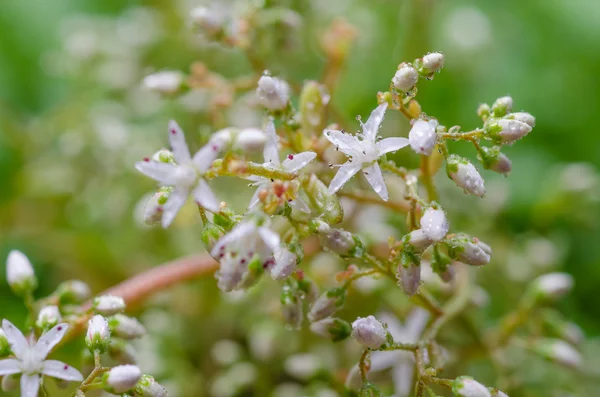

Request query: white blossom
[
  {"left": 104, "top": 364, "right": 142, "bottom": 393},
  {"left": 36, "top": 306, "right": 61, "bottom": 329},
  {"left": 422, "top": 52, "right": 445, "bottom": 73},
  {"left": 256, "top": 75, "right": 290, "bottom": 110},
  {"left": 452, "top": 376, "right": 491, "bottom": 397},
  {"left": 142, "top": 71, "right": 184, "bottom": 94},
  {"left": 447, "top": 155, "right": 485, "bottom": 197},
  {"left": 409, "top": 119, "right": 438, "bottom": 155},
  {"left": 136, "top": 121, "right": 223, "bottom": 228},
  {"left": 420, "top": 207, "right": 449, "bottom": 242},
  {"left": 392, "top": 65, "right": 419, "bottom": 92},
  {"left": 324, "top": 103, "right": 409, "bottom": 200},
  {"left": 546, "top": 339, "right": 582, "bottom": 368},
  {"left": 6, "top": 250, "right": 37, "bottom": 295},
  {"left": 351, "top": 316, "right": 387, "bottom": 349},
  {"left": 0, "top": 320, "right": 83, "bottom": 397},
  {"left": 93, "top": 295, "right": 126, "bottom": 316}
]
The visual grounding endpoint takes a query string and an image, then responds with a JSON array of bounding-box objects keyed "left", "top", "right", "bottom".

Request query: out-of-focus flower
[
  {"left": 142, "top": 71, "right": 184, "bottom": 94},
  {"left": 452, "top": 376, "right": 491, "bottom": 397},
  {"left": 36, "top": 306, "right": 61, "bottom": 330},
  {"left": 6, "top": 250, "right": 37, "bottom": 296},
  {"left": 93, "top": 295, "right": 126, "bottom": 316},
  {"left": 529, "top": 272, "right": 574, "bottom": 302},
  {"left": 530, "top": 338, "right": 582, "bottom": 369},
  {"left": 103, "top": 365, "right": 142, "bottom": 393}
]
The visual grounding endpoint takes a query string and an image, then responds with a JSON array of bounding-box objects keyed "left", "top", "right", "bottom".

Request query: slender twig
[{"left": 337, "top": 190, "right": 410, "bottom": 213}]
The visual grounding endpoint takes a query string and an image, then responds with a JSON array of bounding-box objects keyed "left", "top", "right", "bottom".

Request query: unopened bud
[
  {"left": 421, "top": 52, "right": 445, "bottom": 74},
  {"left": 56, "top": 280, "right": 91, "bottom": 305},
  {"left": 271, "top": 247, "right": 298, "bottom": 281},
  {"left": 281, "top": 285, "right": 303, "bottom": 329},
  {"left": 310, "top": 317, "right": 351, "bottom": 341},
  {"left": 530, "top": 338, "right": 582, "bottom": 369},
  {"left": 235, "top": 128, "right": 267, "bottom": 152},
  {"left": 86, "top": 315, "right": 110, "bottom": 353},
  {"left": 398, "top": 260, "right": 421, "bottom": 296},
  {"left": 300, "top": 81, "right": 330, "bottom": 134},
  {"left": 351, "top": 316, "right": 387, "bottom": 349},
  {"left": 529, "top": 272, "right": 573, "bottom": 302},
  {"left": 488, "top": 388, "right": 508, "bottom": 397},
  {"left": 487, "top": 118, "right": 532, "bottom": 143},
  {"left": 403, "top": 229, "right": 433, "bottom": 252},
  {"left": 201, "top": 223, "right": 225, "bottom": 252},
  {"left": 315, "top": 222, "right": 364, "bottom": 257},
  {"left": 103, "top": 365, "right": 142, "bottom": 394},
  {"left": 409, "top": 119, "right": 438, "bottom": 155},
  {"left": 0, "top": 329, "right": 11, "bottom": 357},
  {"left": 108, "top": 314, "right": 146, "bottom": 340},
  {"left": 392, "top": 63, "right": 419, "bottom": 92},
  {"left": 144, "top": 190, "right": 170, "bottom": 226},
  {"left": 447, "top": 234, "right": 491, "bottom": 266},
  {"left": 508, "top": 112, "right": 535, "bottom": 127},
  {"left": 478, "top": 146, "right": 512, "bottom": 175},
  {"left": 257, "top": 75, "right": 290, "bottom": 111},
  {"left": 452, "top": 376, "right": 491, "bottom": 397},
  {"left": 446, "top": 155, "right": 485, "bottom": 197},
  {"left": 477, "top": 104, "right": 491, "bottom": 120},
  {"left": 109, "top": 338, "right": 137, "bottom": 364},
  {"left": 1, "top": 374, "right": 18, "bottom": 392},
  {"left": 420, "top": 207, "right": 449, "bottom": 242},
  {"left": 307, "top": 288, "right": 346, "bottom": 322},
  {"left": 491, "top": 96, "right": 513, "bottom": 116},
  {"left": 134, "top": 375, "right": 169, "bottom": 397},
  {"left": 93, "top": 295, "right": 126, "bottom": 316},
  {"left": 302, "top": 174, "right": 343, "bottom": 224},
  {"left": 151, "top": 149, "right": 175, "bottom": 164},
  {"left": 6, "top": 250, "right": 37, "bottom": 296},
  {"left": 143, "top": 71, "right": 184, "bottom": 95},
  {"left": 36, "top": 306, "right": 61, "bottom": 330}
]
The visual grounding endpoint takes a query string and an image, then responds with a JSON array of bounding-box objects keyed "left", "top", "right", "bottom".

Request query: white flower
[
  {"left": 509, "top": 112, "right": 535, "bottom": 127},
  {"left": 257, "top": 76, "right": 290, "bottom": 110},
  {"left": 324, "top": 103, "right": 409, "bottom": 201},
  {"left": 351, "top": 316, "right": 387, "bottom": 349},
  {"left": 104, "top": 364, "right": 142, "bottom": 393},
  {"left": 494, "top": 119, "right": 532, "bottom": 143},
  {"left": 136, "top": 121, "right": 222, "bottom": 228},
  {"left": 420, "top": 207, "right": 449, "bottom": 242},
  {"left": 0, "top": 320, "right": 83, "bottom": 397},
  {"left": 446, "top": 155, "right": 485, "bottom": 197},
  {"left": 422, "top": 52, "right": 445, "bottom": 73},
  {"left": 36, "top": 306, "right": 61, "bottom": 329},
  {"left": 6, "top": 250, "right": 37, "bottom": 295},
  {"left": 142, "top": 71, "right": 184, "bottom": 94},
  {"left": 409, "top": 119, "right": 438, "bottom": 155},
  {"left": 392, "top": 64, "right": 419, "bottom": 92},
  {"left": 93, "top": 295, "right": 126, "bottom": 316},
  {"left": 211, "top": 220, "right": 280, "bottom": 291},
  {"left": 248, "top": 121, "right": 316, "bottom": 213},
  {"left": 452, "top": 376, "right": 491, "bottom": 397}
]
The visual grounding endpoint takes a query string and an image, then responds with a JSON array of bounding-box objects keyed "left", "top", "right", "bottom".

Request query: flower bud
[
  {"left": 488, "top": 388, "right": 508, "bottom": 397},
  {"left": 530, "top": 338, "right": 582, "bottom": 369},
  {"left": 86, "top": 315, "right": 111, "bottom": 353},
  {"left": 134, "top": 375, "right": 169, "bottom": 397},
  {"left": 508, "top": 112, "right": 535, "bottom": 127},
  {"left": 93, "top": 295, "right": 126, "bottom": 316},
  {"left": 302, "top": 174, "right": 343, "bottom": 224},
  {"left": 446, "top": 155, "right": 485, "bottom": 197},
  {"left": 281, "top": 285, "right": 303, "bottom": 329},
  {"left": 108, "top": 314, "right": 146, "bottom": 340},
  {"left": 409, "top": 119, "right": 438, "bottom": 155},
  {"left": 315, "top": 221, "right": 364, "bottom": 257},
  {"left": 234, "top": 128, "right": 267, "bottom": 152},
  {"left": 36, "top": 305, "right": 61, "bottom": 330},
  {"left": 56, "top": 280, "right": 91, "bottom": 305},
  {"left": 103, "top": 365, "right": 143, "bottom": 394},
  {"left": 109, "top": 338, "right": 137, "bottom": 364},
  {"left": 447, "top": 234, "right": 491, "bottom": 266},
  {"left": 6, "top": 250, "right": 37, "bottom": 296},
  {"left": 392, "top": 63, "right": 419, "bottom": 92},
  {"left": 300, "top": 81, "right": 330, "bottom": 134},
  {"left": 398, "top": 260, "right": 421, "bottom": 296},
  {"left": 190, "top": 6, "right": 225, "bottom": 35},
  {"left": 421, "top": 52, "right": 445, "bottom": 74},
  {"left": 271, "top": 247, "right": 298, "bottom": 281},
  {"left": 420, "top": 207, "right": 449, "bottom": 242},
  {"left": 201, "top": 223, "right": 225, "bottom": 252},
  {"left": 310, "top": 317, "right": 352, "bottom": 341},
  {"left": 529, "top": 272, "right": 573, "bottom": 302},
  {"left": 143, "top": 71, "right": 184, "bottom": 95},
  {"left": 452, "top": 376, "right": 491, "bottom": 397},
  {"left": 1, "top": 374, "right": 18, "bottom": 392},
  {"left": 151, "top": 149, "right": 175, "bottom": 164},
  {"left": 0, "top": 329, "right": 11, "bottom": 357},
  {"left": 351, "top": 316, "right": 387, "bottom": 349},
  {"left": 477, "top": 104, "right": 491, "bottom": 120},
  {"left": 478, "top": 146, "right": 511, "bottom": 175},
  {"left": 488, "top": 119, "right": 532, "bottom": 143},
  {"left": 257, "top": 75, "right": 290, "bottom": 111},
  {"left": 307, "top": 288, "right": 346, "bottom": 322},
  {"left": 491, "top": 96, "right": 513, "bottom": 116},
  {"left": 403, "top": 229, "right": 433, "bottom": 252}
]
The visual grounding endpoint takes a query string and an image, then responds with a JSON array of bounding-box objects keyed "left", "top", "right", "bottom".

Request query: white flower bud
[
  {"left": 316, "top": 222, "right": 361, "bottom": 256},
  {"left": 86, "top": 315, "right": 111, "bottom": 353},
  {"left": 446, "top": 155, "right": 485, "bottom": 197},
  {"left": 103, "top": 365, "right": 143, "bottom": 393},
  {"left": 509, "top": 112, "right": 535, "bottom": 127},
  {"left": 447, "top": 234, "right": 491, "bottom": 267},
  {"left": 404, "top": 229, "right": 433, "bottom": 252},
  {"left": 309, "top": 317, "right": 351, "bottom": 341},
  {"left": 108, "top": 314, "right": 146, "bottom": 340},
  {"left": 491, "top": 96, "right": 513, "bottom": 116},
  {"left": 531, "top": 273, "right": 573, "bottom": 301},
  {"left": 36, "top": 305, "right": 61, "bottom": 330},
  {"left": 307, "top": 289, "right": 345, "bottom": 322},
  {"left": 494, "top": 119, "right": 532, "bottom": 143},
  {"left": 57, "top": 280, "right": 91, "bottom": 304},
  {"left": 134, "top": 375, "right": 169, "bottom": 397},
  {"left": 0, "top": 329, "right": 11, "bottom": 357},
  {"left": 489, "top": 153, "right": 512, "bottom": 175},
  {"left": 392, "top": 64, "right": 419, "bottom": 92},
  {"left": 531, "top": 338, "right": 582, "bottom": 369},
  {"left": 351, "top": 315, "right": 387, "bottom": 349},
  {"left": 93, "top": 295, "right": 126, "bottom": 315},
  {"left": 270, "top": 248, "right": 297, "bottom": 281},
  {"left": 190, "top": 6, "right": 225, "bottom": 34},
  {"left": 6, "top": 250, "right": 37, "bottom": 296},
  {"left": 257, "top": 75, "right": 290, "bottom": 110},
  {"left": 398, "top": 263, "right": 421, "bottom": 296},
  {"left": 488, "top": 389, "right": 508, "bottom": 397},
  {"left": 422, "top": 52, "right": 445, "bottom": 73},
  {"left": 234, "top": 128, "right": 267, "bottom": 152},
  {"left": 452, "top": 376, "right": 491, "bottom": 397},
  {"left": 143, "top": 71, "right": 184, "bottom": 94},
  {"left": 420, "top": 207, "right": 449, "bottom": 242},
  {"left": 409, "top": 119, "right": 438, "bottom": 155}
]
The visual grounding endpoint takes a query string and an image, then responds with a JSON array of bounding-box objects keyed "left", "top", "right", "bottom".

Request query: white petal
[
  {"left": 192, "top": 143, "right": 220, "bottom": 173},
  {"left": 405, "top": 308, "right": 430, "bottom": 340},
  {"left": 282, "top": 152, "right": 317, "bottom": 173},
  {"left": 33, "top": 323, "right": 69, "bottom": 359},
  {"left": 210, "top": 222, "right": 255, "bottom": 257},
  {"left": 0, "top": 359, "right": 21, "bottom": 375},
  {"left": 193, "top": 179, "right": 220, "bottom": 213},
  {"left": 328, "top": 163, "right": 362, "bottom": 194},
  {"left": 291, "top": 197, "right": 310, "bottom": 213},
  {"left": 392, "top": 359, "right": 415, "bottom": 397},
  {"left": 323, "top": 130, "right": 361, "bottom": 156},
  {"left": 20, "top": 373, "right": 40, "bottom": 397},
  {"left": 258, "top": 227, "right": 280, "bottom": 252},
  {"left": 363, "top": 163, "right": 388, "bottom": 201},
  {"left": 247, "top": 186, "right": 264, "bottom": 210},
  {"left": 263, "top": 121, "right": 281, "bottom": 166},
  {"left": 369, "top": 351, "right": 400, "bottom": 372},
  {"left": 168, "top": 120, "right": 192, "bottom": 164},
  {"left": 362, "top": 103, "right": 388, "bottom": 141},
  {"left": 161, "top": 187, "right": 188, "bottom": 228},
  {"left": 42, "top": 360, "right": 84, "bottom": 382},
  {"left": 377, "top": 137, "right": 410, "bottom": 155},
  {"left": 2, "top": 320, "right": 29, "bottom": 359},
  {"left": 376, "top": 312, "right": 405, "bottom": 340},
  {"left": 135, "top": 161, "right": 178, "bottom": 186}
]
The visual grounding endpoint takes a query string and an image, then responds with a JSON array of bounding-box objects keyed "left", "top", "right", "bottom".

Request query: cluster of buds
[{"left": 391, "top": 52, "right": 445, "bottom": 94}]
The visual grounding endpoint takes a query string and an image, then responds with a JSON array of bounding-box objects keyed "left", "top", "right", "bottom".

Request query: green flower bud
[
  {"left": 86, "top": 315, "right": 110, "bottom": 354},
  {"left": 314, "top": 221, "right": 365, "bottom": 257},
  {"left": 491, "top": 96, "right": 513, "bottom": 117},
  {"left": 478, "top": 146, "right": 512, "bottom": 175},
  {"left": 446, "top": 234, "right": 491, "bottom": 267},
  {"left": 201, "top": 223, "right": 225, "bottom": 252},
  {"left": 302, "top": 174, "right": 343, "bottom": 225},
  {"left": 36, "top": 305, "right": 61, "bottom": 331},
  {"left": 300, "top": 81, "right": 330, "bottom": 135},
  {"left": 477, "top": 103, "right": 491, "bottom": 121}
]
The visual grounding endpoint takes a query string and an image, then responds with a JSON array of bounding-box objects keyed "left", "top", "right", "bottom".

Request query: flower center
[
  {"left": 172, "top": 165, "right": 198, "bottom": 187},
  {"left": 20, "top": 349, "right": 43, "bottom": 374}
]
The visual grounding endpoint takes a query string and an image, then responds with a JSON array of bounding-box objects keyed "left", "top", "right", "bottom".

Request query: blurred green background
[{"left": 1, "top": 0, "right": 599, "bottom": 396}]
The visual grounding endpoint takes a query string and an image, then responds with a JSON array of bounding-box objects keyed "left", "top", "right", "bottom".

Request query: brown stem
[{"left": 337, "top": 191, "right": 410, "bottom": 213}]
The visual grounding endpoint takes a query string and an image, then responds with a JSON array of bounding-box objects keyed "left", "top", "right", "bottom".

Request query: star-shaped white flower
[
  {"left": 324, "top": 103, "right": 409, "bottom": 201},
  {"left": 0, "top": 320, "right": 83, "bottom": 397},
  {"left": 248, "top": 121, "right": 316, "bottom": 213},
  {"left": 136, "top": 121, "right": 223, "bottom": 228}
]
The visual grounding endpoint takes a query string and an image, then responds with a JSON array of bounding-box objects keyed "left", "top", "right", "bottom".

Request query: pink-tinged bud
[
  {"left": 421, "top": 52, "right": 445, "bottom": 73},
  {"left": 314, "top": 221, "right": 364, "bottom": 257},
  {"left": 392, "top": 63, "right": 419, "bottom": 92},
  {"left": 492, "top": 119, "right": 532, "bottom": 143},
  {"left": 409, "top": 119, "right": 438, "bottom": 155},
  {"left": 403, "top": 229, "right": 433, "bottom": 252},
  {"left": 257, "top": 75, "right": 290, "bottom": 110},
  {"left": 420, "top": 207, "right": 449, "bottom": 242},
  {"left": 103, "top": 365, "right": 142, "bottom": 393},
  {"left": 530, "top": 338, "right": 582, "bottom": 369},
  {"left": 6, "top": 250, "right": 37, "bottom": 296},
  {"left": 452, "top": 376, "right": 491, "bottom": 397},
  {"left": 447, "top": 234, "right": 491, "bottom": 266},
  {"left": 491, "top": 96, "right": 513, "bottom": 116},
  {"left": 446, "top": 155, "right": 485, "bottom": 197},
  {"left": 307, "top": 289, "right": 345, "bottom": 322},
  {"left": 142, "top": 71, "right": 184, "bottom": 94},
  {"left": 529, "top": 272, "right": 573, "bottom": 302},
  {"left": 351, "top": 315, "right": 387, "bottom": 349},
  {"left": 509, "top": 112, "right": 535, "bottom": 127},
  {"left": 86, "top": 315, "right": 111, "bottom": 353},
  {"left": 309, "top": 317, "right": 351, "bottom": 341}
]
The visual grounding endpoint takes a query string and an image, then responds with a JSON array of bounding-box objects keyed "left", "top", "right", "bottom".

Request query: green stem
[
  {"left": 438, "top": 129, "right": 483, "bottom": 140},
  {"left": 358, "top": 349, "right": 370, "bottom": 382},
  {"left": 420, "top": 154, "right": 438, "bottom": 202}
]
